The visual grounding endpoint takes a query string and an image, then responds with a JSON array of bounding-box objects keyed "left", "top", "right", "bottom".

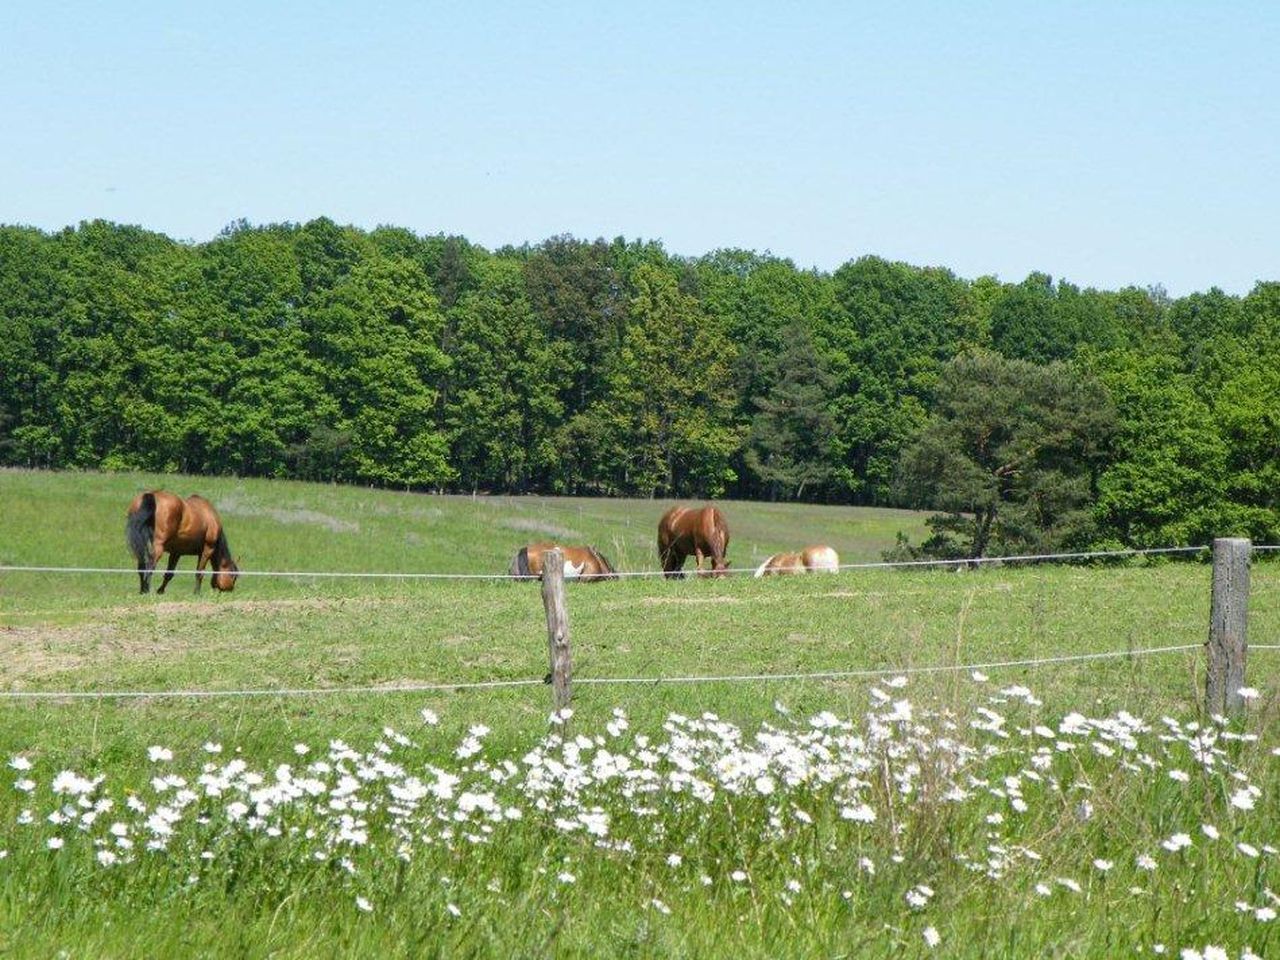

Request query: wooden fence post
[
  {"left": 1206, "top": 537, "right": 1251, "bottom": 716},
  {"left": 541, "top": 548, "right": 572, "bottom": 711}
]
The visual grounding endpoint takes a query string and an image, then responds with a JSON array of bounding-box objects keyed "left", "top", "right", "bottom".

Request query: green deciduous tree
[{"left": 895, "top": 351, "right": 1114, "bottom": 558}]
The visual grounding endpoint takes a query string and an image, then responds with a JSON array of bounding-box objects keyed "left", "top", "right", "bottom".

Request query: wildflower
[
  {"left": 147, "top": 746, "right": 172, "bottom": 763},
  {"left": 1201, "top": 824, "right": 1220, "bottom": 840},
  {"left": 1202, "top": 949, "right": 1228, "bottom": 960},
  {"left": 1168, "top": 770, "right": 1190, "bottom": 783},
  {"left": 971, "top": 671, "right": 988, "bottom": 682},
  {"left": 885, "top": 676, "right": 908, "bottom": 689},
  {"left": 293, "top": 744, "right": 309, "bottom": 756},
  {"left": 8, "top": 756, "right": 32, "bottom": 771},
  {"left": 786, "top": 879, "right": 801, "bottom": 893},
  {"left": 1255, "top": 907, "right": 1276, "bottom": 922},
  {"left": 1230, "top": 789, "right": 1256, "bottom": 811},
  {"left": 731, "top": 870, "right": 748, "bottom": 882},
  {"left": 1237, "top": 843, "right": 1260, "bottom": 858},
  {"left": 47, "top": 837, "right": 64, "bottom": 850},
  {"left": 1093, "top": 859, "right": 1113, "bottom": 872},
  {"left": 1161, "top": 834, "right": 1192, "bottom": 852},
  {"left": 1136, "top": 854, "right": 1157, "bottom": 871},
  {"left": 14, "top": 779, "right": 35, "bottom": 793},
  {"left": 446, "top": 903, "right": 461, "bottom": 917},
  {"left": 754, "top": 776, "right": 775, "bottom": 796},
  {"left": 202, "top": 743, "right": 222, "bottom": 754},
  {"left": 1238, "top": 688, "right": 1260, "bottom": 701},
  {"left": 666, "top": 854, "right": 682, "bottom": 868},
  {"left": 923, "top": 926, "right": 941, "bottom": 948},
  {"left": 649, "top": 898, "right": 671, "bottom": 914},
  {"left": 421, "top": 709, "right": 439, "bottom": 726},
  {"left": 840, "top": 804, "right": 876, "bottom": 823},
  {"left": 557, "top": 872, "right": 576, "bottom": 884},
  {"left": 355, "top": 896, "right": 373, "bottom": 913},
  {"left": 96, "top": 850, "right": 118, "bottom": 867}
]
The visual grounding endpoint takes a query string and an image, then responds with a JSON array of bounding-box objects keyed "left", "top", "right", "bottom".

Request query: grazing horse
[
  {"left": 657, "top": 505, "right": 730, "bottom": 578},
  {"left": 125, "top": 490, "right": 239, "bottom": 594},
  {"left": 754, "top": 545, "right": 840, "bottom": 578},
  {"left": 508, "top": 542, "right": 618, "bottom": 582}
]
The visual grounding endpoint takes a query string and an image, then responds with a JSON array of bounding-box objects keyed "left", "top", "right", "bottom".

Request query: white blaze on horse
[{"left": 754, "top": 545, "right": 840, "bottom": 578}]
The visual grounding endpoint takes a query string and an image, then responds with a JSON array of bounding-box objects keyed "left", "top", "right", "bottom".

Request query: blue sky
[{"left": 1, "top": 1, "right": 1276, "bottom": 295}]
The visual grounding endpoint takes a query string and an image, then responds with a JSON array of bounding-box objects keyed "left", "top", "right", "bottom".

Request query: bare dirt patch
[{"left": 0, "top": 622, "right": 191, "bottom": 683}]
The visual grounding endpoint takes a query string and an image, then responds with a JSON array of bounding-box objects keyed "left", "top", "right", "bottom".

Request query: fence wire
[
  {"left": 0, "top": 544, "right": 1244, "bottom": 582},
  {"left": 0, "top": 642, "right": 1214, "bottom": 701}
]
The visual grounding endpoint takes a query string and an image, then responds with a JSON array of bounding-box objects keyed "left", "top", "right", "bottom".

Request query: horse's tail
[
  {"left": 754, "top": 556, "right": 773, "bottom": 579},
  {"left": 705, "top": 507, "right": 730, "bottom": 564},
  {"left": 125, "top": 492, "right": 156, "bottom": 563},
  {"left": 509, "top": 547, "right": 532, "bottom": 580}
]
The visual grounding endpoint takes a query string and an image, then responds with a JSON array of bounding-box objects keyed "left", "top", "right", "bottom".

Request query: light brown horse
[
  {"left": 125, "top": 490, "right": 239, "bottom": 594},
  {"left": 508, "top": 542, "right": 618, "bottom": 582},
  {"left": 754, "top": 545, "right": 840, "bottom": 578},
  {"left": 657, "top": 505, "right": 730, "bottom": 578}
]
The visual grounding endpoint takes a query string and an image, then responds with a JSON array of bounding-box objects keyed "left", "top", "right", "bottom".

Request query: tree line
[{"left": 1, "top": 218, "right": 1277, "bottom": 557}]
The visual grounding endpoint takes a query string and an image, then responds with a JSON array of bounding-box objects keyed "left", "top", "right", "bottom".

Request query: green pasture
[
  {"left": 3, "top": 467, "right": 1276, "bottom": 753},
  {"left": 2, "top": 468, "right": 1280, "bottom": 958}
]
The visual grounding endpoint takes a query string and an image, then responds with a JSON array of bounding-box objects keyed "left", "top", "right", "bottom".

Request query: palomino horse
[
  {"left": 125, "top": 490, "right": 239, "bottom": 594},
  {"left": 657, "top": 505, "right": 730, "bottom": 578},
  {"left": 509, "top": 542, "right": 618, "bottom": 582},
  {"left": 754, "top": 545, "right": 840, "bottom": 578}
]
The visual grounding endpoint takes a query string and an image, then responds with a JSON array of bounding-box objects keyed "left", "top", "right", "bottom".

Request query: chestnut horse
[
  {"left": 125, "top": 490, "right": 239, "bottom": 594},
  {"left": 657, "top": 505, "right": 730, "bottom": 578},
  {"left": 509, "top": 542, "right": 618, "bottom": 582},
  {"left": 754, "top": 545, "right": 840, "bottom": 578}
]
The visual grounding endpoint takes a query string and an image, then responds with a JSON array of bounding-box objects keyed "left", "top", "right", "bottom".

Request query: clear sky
[{"left": 1, "top": 1, "right": 1276, "bottom": 295}]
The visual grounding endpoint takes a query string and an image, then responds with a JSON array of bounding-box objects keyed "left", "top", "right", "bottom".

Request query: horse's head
[
  {"left": 712, "top": 555, "right": 730, "bottom": 576},
  {"left": 212, "top": 555, "right": 239, "bottom": 592}
]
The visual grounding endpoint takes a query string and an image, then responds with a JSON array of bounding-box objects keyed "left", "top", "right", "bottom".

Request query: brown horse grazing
[
  {"left": 125, "top": 490, "right": 239, "bottom": 594},
  {"left": 657, "top": 505, "right": 730, "bottom": 578},
  {"left": 508, "top": 542, "right": 618, "bottom": 582},
  {"left": 754, "top": 545, "right": 840, "bottom": 578}
]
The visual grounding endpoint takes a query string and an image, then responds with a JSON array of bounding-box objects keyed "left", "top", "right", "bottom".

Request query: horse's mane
[
  {"left": 212, "top": 527, "right": 232, "bottom": 567},
  {"left": 586, "top": 545, "right": 615, "bottom": 575}
]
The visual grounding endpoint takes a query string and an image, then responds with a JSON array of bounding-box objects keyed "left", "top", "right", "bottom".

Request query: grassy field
[{"left": 2, "top": 468, "right": 1279, "bottom": 958}]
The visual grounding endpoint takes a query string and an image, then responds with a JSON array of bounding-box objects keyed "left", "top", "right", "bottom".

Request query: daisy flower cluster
[{"left": 1, "top": 680, "right": 1274, "bottom": 957}]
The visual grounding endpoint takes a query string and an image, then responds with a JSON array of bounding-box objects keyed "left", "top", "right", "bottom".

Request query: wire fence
[
  {"left": 1, "top": 544, "right": 1256, "bottom": 582},
  {"left": 0, "top": 642, "right": 1219, "bottom": 701},
  {"left": 2, "top": 543, "right": 1276, "bottom": 705}
]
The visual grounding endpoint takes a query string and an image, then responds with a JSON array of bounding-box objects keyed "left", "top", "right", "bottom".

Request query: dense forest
[{"left": 1, "top": 218, "right": 1277, "bottom": 557}]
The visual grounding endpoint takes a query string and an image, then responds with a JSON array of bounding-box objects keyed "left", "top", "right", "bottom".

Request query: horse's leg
[
  {"left": 137, "top": 557, "right": 149, "bottom": 594},
  {"left": 694, "top": 547, "right": 706, "bottom": 577},
  {"left": 195, "top": 552, "right": 211, "bottom": 594},
  {"left": 157, "top": 554, "right": 179, "bottom": 594}
]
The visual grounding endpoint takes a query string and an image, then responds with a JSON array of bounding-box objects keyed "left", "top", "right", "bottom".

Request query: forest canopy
[{"left": 1, "top": 218, "right": 1277, "bottom": 556}]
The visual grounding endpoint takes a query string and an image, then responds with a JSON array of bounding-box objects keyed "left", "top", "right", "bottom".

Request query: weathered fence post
[
  {"left": 541, "top": 548, "right": 572, "bottom": 710},
  {"left": 1206, "top": 537, "right": 1251, "bottom": 716}
]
